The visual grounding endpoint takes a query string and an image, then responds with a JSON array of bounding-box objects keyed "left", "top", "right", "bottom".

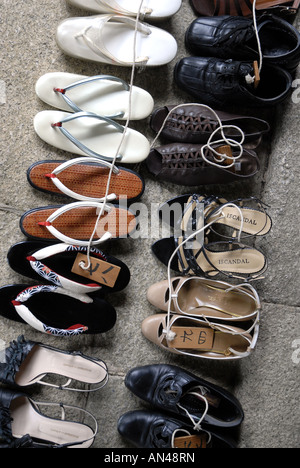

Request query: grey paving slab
[{"left": 0, "top": 0, "right": 299, "bottom": 450}]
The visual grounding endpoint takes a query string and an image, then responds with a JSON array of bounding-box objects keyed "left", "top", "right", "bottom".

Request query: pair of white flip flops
[
  {"left": 34, "top": 72, "right": 154, "bottom": 163},
  {"left": 56, "top": 0, "right": 179, "bottom": 66}
]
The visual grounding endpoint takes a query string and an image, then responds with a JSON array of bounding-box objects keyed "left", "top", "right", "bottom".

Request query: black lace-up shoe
[
  {"left": 125, "top": 364, "right": 244, "bottom": 429},
  {"left": 186, "top": 14, "right": 300, "bottom": 72},
  {"left": 174, "top": 56, "right": 292, "bottom": 108},
  {"left": 118, "top": 410, "right": 237, "bottom": 448}
]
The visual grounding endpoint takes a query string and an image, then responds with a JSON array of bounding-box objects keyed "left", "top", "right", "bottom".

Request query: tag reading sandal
[
  {"left": 27, "top": 158, "right": 145, "bottom": 203},
  {"left": 0, "top": 335, "right": 108, "bottom": 392},
  {"left": 0, "top": 388, "right": 98, "bottom": 448},
  {"left": 34, "top": 111, "right": 150, "bottom": 164},
  {"left": 142, "top": 313, "right": 259, "bottom": 360},
  {"left": 66, "top": 0, "right": 182, "bottom": 21},
  {"left": 147, "top": 276, "right": 260, "bottom": 322},
  {"left": 56, "top": 14, "right": 178, "bottom": 66},
  {"left": 7, "top": 241, "right": 131, "bottom": 295},
  {"left": 19, "top": 201, "right": 137, "bottom": 246},
  {"left": 0, "top": 284, "right": 116, "bottom": 336},
  {"left": 36, "top": 73, "right": 154, "bottom": 120}
]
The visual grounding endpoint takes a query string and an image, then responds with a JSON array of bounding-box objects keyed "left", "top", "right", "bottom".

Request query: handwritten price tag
[
  {"left": 71, "top": 253, "right": 121, "bottom": 288},
  {"left": 168, "top": 327, "right": 214, "bottom": 350}
]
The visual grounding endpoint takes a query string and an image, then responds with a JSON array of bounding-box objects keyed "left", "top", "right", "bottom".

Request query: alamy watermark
[
  {"left": 292, "top": 338, "right": 300, "bottom": 364},
  {"left": 0, "top": 80, "right": 6, "bottom": 105},
  {"left": 292, "top": 79, "right": 300, "bottom": 104}
]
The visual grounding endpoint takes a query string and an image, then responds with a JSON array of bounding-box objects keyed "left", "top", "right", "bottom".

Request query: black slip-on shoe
[
  {"left": 174, "top": 56, "right": 292, "bottom": 108},
  {"left": 186, "top": 14, "right": 300, "bottom": 73}
]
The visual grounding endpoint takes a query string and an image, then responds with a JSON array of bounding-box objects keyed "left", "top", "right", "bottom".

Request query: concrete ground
[{"left": 1, "top": 0, "right": 299, "bottom": 449}]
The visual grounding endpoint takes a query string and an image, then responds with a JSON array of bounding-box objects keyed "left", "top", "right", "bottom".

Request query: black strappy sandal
[
  {"left": 152, "top": 237, "right": 268, "bottom": 282},
  {"left": 159, "top": 193, "right": 272, "bottom": 240}
]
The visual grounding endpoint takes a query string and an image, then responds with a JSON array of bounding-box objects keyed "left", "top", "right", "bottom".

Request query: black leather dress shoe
[
  {"left": 118, "top": 410, "right": 237, "bottom": 448},
  {"left": 125, "top": 364, "right": 244, "bottom": 429},
  {"left": 174, "top": 56, "right": 292, "bottom": 108},
  {"left": 186, "top": 14, "right": 300, "bottom": 72}
]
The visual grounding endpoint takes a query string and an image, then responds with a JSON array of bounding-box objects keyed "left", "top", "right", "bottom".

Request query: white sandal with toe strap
[
  {"left": 56, "top": 14, "right": 178, "bottom": 66},
  {"left": 34, "top": 110, "right": 151, "bottom": 164},
  {"left": 35, "top": 72, "right": 154, "bottom": 120},
  {"left": 66, "top": 0, "right": 182, "bottom": 21}
]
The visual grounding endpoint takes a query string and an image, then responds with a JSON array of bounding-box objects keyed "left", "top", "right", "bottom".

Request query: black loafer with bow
[{"left": 125, "top": 364, "right": 244, "bottom": 429}]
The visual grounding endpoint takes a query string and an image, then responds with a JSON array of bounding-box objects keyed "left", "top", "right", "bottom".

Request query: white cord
[
  {"left": 245, "top": 0, "right": 263, "bottom": 84},
  {"left": 151, "top": 103, "right": 245, "bottom": 169},
  {"left": 80, "top": 0, "right": 145, "bottom": 270}
]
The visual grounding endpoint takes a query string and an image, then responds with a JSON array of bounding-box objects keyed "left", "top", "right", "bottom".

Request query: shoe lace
[
  {"left": 217, "top": 23, "right": 254, "bottom": 48},
  {"left": 158, "top": 379, "right": 210, "bottom": 431}
]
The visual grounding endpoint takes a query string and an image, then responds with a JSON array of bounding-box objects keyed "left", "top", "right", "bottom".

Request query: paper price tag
[
  {"left": 174, "top": 435, "right": 207, "bottom": 449},
  {"left": 168, "top": 327, "right": 214, "bottom": 350},
  {"left": 71, "top": 253, "right": 121, "bottom": 288}
]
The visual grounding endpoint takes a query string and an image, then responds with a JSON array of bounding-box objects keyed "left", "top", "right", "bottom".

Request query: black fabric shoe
[
  {"left": 125, "top": 364, "right": 244, "bottom": 429},
  {"left": 186, "top": 14, "right": 300, "bottom": 72},
  {"left": 174, "top": 56, "right": 292, "bottom": 108},
  {"left": 118, "top": 410, "right": 237, "bottom": 448}
]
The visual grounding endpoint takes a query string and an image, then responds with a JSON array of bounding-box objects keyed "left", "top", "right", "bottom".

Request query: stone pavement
[{"left": 0, "top": 0, "right": 299, "bottom": 449}]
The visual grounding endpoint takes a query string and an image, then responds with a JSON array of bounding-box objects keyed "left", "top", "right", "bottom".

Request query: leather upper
[
  {"left": 146, "top": 142, "right": 260, "bottom": 185},
  {"left": 150, "top": 104, "right": 270, "bottom": 144},
  {"left": 125, "top": 364, "right": 244, "bottom": 428},
  {"left": 118, "top": 410, "right": 237, "bottom": 448},
  {"left": 174, "top": 56, "right": 293, "bottom": 108},
  {"left": 186, "top": 14, "right": 300, "bottom": 71}
]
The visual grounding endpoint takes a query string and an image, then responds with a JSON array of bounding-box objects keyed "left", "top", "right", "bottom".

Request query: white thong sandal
[
  {"left": 34, "top": 110, "right": 150, "bottom": 163},
  {"left": 66, "top": 0, "right": 182, "bottom": 21},
  {"left": 35, "top": 72, "right": 154, "bottom": 120},
  {"left": 56, "top": 14, "right": 178, "bottom": 66}
]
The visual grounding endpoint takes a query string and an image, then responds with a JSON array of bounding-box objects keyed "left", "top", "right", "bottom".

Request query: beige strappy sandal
[
  {"left": 142, "top": 314, "right": 259, "bottom": 360},
  {"left": 147, "top": 276, "right": 260, "bottom": 321}
]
